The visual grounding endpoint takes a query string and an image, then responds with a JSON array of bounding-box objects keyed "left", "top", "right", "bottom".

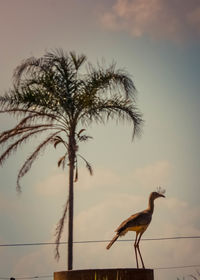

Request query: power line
[
  {"left": 0, "top": 276, "right": 52, "bottom": 280},
  {"left": 0, "top": 236, "right": 199, "bottom": 279},
  {"left": 0, "top": 235, "right": 199, "bottom": 247},
  {"left": 16, "top": 276, "right": 52, "bottom": 279},
  {"left": 154, "top": 264, "right": 200, "bottom": 270},
  {"left": 15, "top": 276, "right": 52, "bottom": 279},
  {"left": 0, "top": 265, "right": 200, "bottom": 279}
]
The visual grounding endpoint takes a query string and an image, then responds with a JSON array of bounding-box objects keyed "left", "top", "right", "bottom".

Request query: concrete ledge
[{"left": 54, "top": 268, "right": 154, "bottom": 280}]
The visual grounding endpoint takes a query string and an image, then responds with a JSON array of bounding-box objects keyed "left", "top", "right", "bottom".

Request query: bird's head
[
  {"left": 150, "top": 191, "right": 165, "bottom": 200},
  {"left": 150, "top": 187, "right": 166, "bottom": 200}
]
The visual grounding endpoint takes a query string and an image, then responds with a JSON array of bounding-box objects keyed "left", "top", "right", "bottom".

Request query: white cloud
[
  {"left": 0, "top": 194, "right": 11, "bottom": 210},
  {"left": 8, "top": 192, "right": 200, "bottom": 280},
  {"left": 12, "top": 159, "right": 198, "bottom": 280},
  {"left": 12, "top": 240, "right": 66, "bottom": 276},
  {"left": 101, "top": 0, "right": 200, "bottom": 41},
  {"left": 36, "top": 171, "right": 67, "bottom": 196},
  {"left": 75, "top": 160, "right": 171, "bottom": 192},
  {"left": 130, "top": 160, "right": 171, "bottom": 189},
  {"left": 74, "top": 193, "right": 146, "bottom": 240},
  {"left": 35, "top": 160, "right": 171, "bottom": 196},
  {"left": 76, "top": 167, "right": 121, "bottom": 190},
  {"left": 160, "top": 197, "right": 200, "bottom": 235}
]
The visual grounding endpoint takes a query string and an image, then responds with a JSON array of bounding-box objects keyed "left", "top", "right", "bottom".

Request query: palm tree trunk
[
  {"left": 68, "top": 156, "right": 74, "bottom": 270},
  {"left": 68, "top": 128, "right": 76, "bottom": 270}
]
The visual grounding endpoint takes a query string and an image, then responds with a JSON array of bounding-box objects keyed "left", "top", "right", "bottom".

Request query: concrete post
[{"left": 54, "top": 268, "right": 154, "bottom": 280}]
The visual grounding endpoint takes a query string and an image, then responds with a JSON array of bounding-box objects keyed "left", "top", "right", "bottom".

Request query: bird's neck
[{"left": 147, "top": 197, "right": 154, "bottom": 214}]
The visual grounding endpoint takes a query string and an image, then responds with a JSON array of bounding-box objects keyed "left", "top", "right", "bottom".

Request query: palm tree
[{"left": 0, "top": 49, "right": 143, "bottom": 270}]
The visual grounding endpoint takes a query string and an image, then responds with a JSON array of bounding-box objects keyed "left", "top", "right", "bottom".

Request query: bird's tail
[{"left": 106, "top": 234, "right": 119, "bottom": 250}]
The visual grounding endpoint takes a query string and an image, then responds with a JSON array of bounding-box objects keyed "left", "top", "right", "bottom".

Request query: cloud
[
  {"left": 101, "top": 0, "right": 200, "bottom": 41},
  {"left": 36, "top": 171, "right": 67, "bottom": 196},
  {"left": 9, "top": 193, "right": 200, "bottom": 280},
  {"left": 76, "top": 160, "right": 171, "bottom": 192},
  {"left": 35, "top": 160, "right": 171, "bottom": 196},
  {"left": 160, "top": 197, "right": 200, "bottom": 235},
  {"left": 76, "top": 167, "right": 121, "bottom": 190},
  {"left": 131, "top": 160, "right": 171, "bottom": 189},
  {"left": 74, "top": 193, "right": 146, "bottom": 240},
  {"left": 74, "top": 192, "right": 200, "bottom": 242},
  {"left": 1, "top": 158, "right": 197, "bottom": 280},
  {"left": 0, "top": 194, "right": 13, "bottom": 210},
  {"left": 12, "top": 239, "right": 66, "bottom": 276},
  {"left": 35, "top": 166, "right": 120, "bottom": 195}
]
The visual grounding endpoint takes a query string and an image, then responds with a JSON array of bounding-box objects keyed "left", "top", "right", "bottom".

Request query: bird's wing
[{"left": 115, "top": 210, "right": 152, "bottom": 234}]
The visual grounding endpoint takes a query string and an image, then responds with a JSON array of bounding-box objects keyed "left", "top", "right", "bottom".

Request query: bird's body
[
  {"left": 106, "top": 191, "right": 165, "bottom": 268},
  {"left": 116, "top": 210, "right": 152, "bottom": 234}
]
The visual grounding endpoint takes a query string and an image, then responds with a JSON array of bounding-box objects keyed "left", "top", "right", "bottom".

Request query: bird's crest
[{"left": 156, "top": 186, "right": 166, "bottom": 195}]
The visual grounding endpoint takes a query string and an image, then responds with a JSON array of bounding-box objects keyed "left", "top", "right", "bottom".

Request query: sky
[{"left": 0, "top": 0, "right": 200, "bottom": 279}]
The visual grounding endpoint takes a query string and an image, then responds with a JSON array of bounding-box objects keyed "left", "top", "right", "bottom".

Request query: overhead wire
[
  {"left": 0, "top": 276, "right": 52, "bottom": 280},
  {"left": 0, "top": 235, "right": 200, "bottom": 247},
  {"left": 0, "top": 236, "right": 199, "bottom": 279},
  {"left": 0, "top": 264, "right": 200, "bottom": 279},
  {"left": 153, "top": 264, "right": 200, "bottom": 270}
]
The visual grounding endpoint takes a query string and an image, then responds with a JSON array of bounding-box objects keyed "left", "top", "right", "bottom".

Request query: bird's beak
[{"left": 159, "top": 194, "right": 165, "bottom": 198}]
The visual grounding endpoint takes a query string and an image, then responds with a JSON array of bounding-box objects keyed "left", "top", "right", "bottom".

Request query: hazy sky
[{"left": 0, "top": 1, "right": 200, "bottom": 280}]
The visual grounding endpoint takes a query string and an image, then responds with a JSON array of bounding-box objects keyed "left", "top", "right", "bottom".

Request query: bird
[{"left": 106, "top": 191, "right": 165, "bottom": 269}]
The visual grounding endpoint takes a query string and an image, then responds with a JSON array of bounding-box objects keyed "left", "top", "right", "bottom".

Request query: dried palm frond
[
  {"left": 52, "top": 135, "right": 67, "bottom": 149},
  {"left": 57, "top": 153, "right": 67, "bottom": 169},
  {"left": 54, "top": 198, "right": 69, "bottom": 261},
  {"left": 77, "top": 154, "right": 93, "bottom": 176},
  {"left": 74, "top": 160, "right": 78, "bottom": 182},
  {"left": 16, "top": 131, "right": 60, "bottom": 192},
  {"left": 0, "top": 108, "right": 58, "bottom": 123},
  {"left": 0, "top": 124, "right": 52, "bottom": 145},
  {"left": 0, "top": 128, "right": 51, "bottom": 166}
]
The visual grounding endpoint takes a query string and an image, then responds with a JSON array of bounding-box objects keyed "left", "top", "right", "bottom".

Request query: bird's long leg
[
  {"left": 136, "top": 232, "right": 145, "bottom": 269},
  {"left": 134, "top": 232, "right": 139, "bottom": 268}
]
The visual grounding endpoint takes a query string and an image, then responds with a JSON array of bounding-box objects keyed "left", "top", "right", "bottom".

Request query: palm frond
[
  {"left": 54, "top": 139, "right": 63, "bottom": 149},
  {"left": 84, "top": 62, "right": 136, "bottom": 100},
  {"left": 54, "top": 198, "right": 69, "bottom": 261},
  {"left": 16, "top": 131, "right": 60, "bottom": 192},
  {"left": 57, "top": 153, "right": 67, "bottom": 169},
  {"left": 0, "top": 108, "right": 57, "bottom": 122},
  {"left": 74, "top": 160, "right": 78, "bottom": 182},
  {"left": 15, "top": 114, "right": 52, "bottom": 128},
  {"left": 0, "top": 124, "right": 53, "bottom": 145},
  {"left": 76, "top": 129, "right": 92, "bottom": 143},
  {"left": 0, "top": 100, "right": 62, "bottom": 126},
  {"left": 77, "top": 128, "right": 86, "bottom": 137},
  {"left": 13, "top": 56, "right": 44, "bottom": 88},
  {"left": 78, "top": 134, "right": 93, "bottom": 142},
  {"left": 77, "top": 154, "right": 93, "bottom": 176},
  {"left": 70, "top": 51, "right": 87, "bottom": 71},
  {"left": 0, "top": 128, "right": 52, "bottom": 166},
  {"left": 52, "top": 136, "right": 68, "bottom": 149},
  {"left": 57, "top": 156, "right": 64, "bottom": 167},
  {"left": 79, "top": 97, "right": 143, "bottom": 139},
  {"left": 9, "top": 54, "right": 81, "bottom": 117}
]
